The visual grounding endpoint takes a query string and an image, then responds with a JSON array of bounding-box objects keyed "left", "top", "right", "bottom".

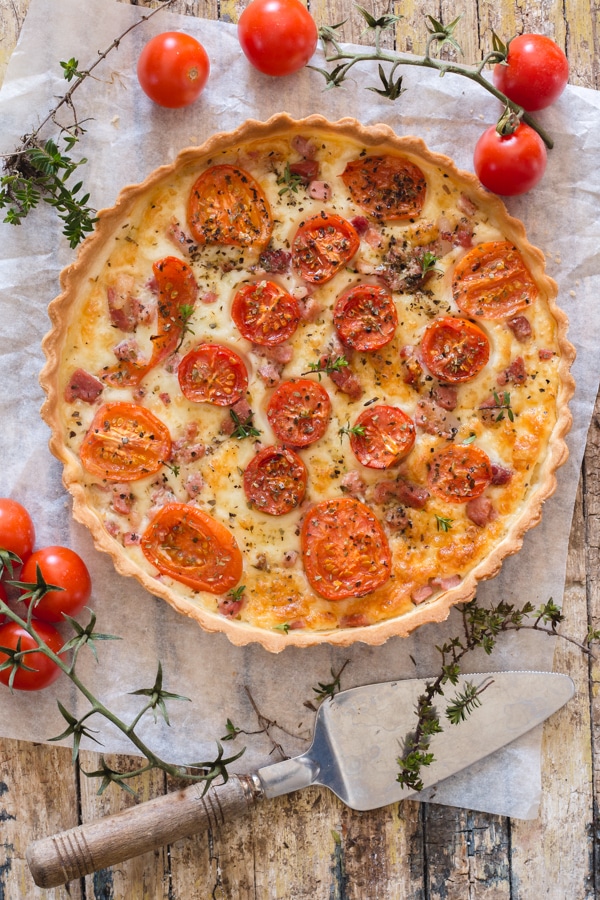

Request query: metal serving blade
[{"left": 257, "top": 671, "right": 574, "bottom": 811}]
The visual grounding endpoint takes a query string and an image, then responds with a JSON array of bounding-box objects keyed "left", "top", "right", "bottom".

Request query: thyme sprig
[
  {"left": 313, "top": 7, "right": 554, "bottom": 149},
  {"left": 0, "top": 1, "right": 175, "bottom": 246},
  {"left": 397, "top": 596, "right": 591, "bottom": 791},
  {"left": 301, "top": 355, "right": 349, "bottom": 379},
  {"left": 0, "top": 568, "right": 244, "bottom": 796}
]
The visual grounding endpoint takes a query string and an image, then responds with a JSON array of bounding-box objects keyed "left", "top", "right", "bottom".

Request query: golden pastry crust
[{"left": 40, "top": 114, "right": 575, "bottom": 652}]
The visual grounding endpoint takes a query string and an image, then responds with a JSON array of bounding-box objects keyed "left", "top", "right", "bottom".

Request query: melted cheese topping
[{"left": 54, "top": 126, "right": 565, "bottom": 637}]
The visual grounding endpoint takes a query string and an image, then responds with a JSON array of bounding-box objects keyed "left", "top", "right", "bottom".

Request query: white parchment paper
[{"left": 1, "top": 0, "right": 599, "bottom": 819}]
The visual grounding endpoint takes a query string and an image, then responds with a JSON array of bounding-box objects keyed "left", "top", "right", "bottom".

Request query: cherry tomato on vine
[
  {"left": 473, "top": 122, "right": 547, "bottom": 196},
  {"left": 238, "top": 0, "right": 318, "bottom": 77},
  {"left": 493, "top": 34, "right": 569, "bottom": 112},
  {"left": 0, "top": 620, "right": 64, "bottom": 691},
  {"left": 137, "top": 32, "right": 210, "bottom": 108},
  {"left": 20, "top": 546, "right": 92, "bottom": 623},
  {"left": 0, "top": 498, "right": 35, "bottom": 565}
]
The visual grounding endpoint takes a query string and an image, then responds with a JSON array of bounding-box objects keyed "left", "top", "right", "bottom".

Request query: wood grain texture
[{"left": 0, "top": 0, "right": 599, "bottom": 896}]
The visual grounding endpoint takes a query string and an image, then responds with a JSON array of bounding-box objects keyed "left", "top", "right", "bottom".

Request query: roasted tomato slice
[
  {"left": 103, "top": 256, "right": 198, "bottom": 388},
  {"left": 267, "top": 379, "right": 332, "bottom": 447},
  {"left": 301, "top": 497, "right": 391, "bottom": 600},
  {"left": 231, "top": 280, "right": 301, "bottom": 346},
  {"left": 427, "top": 444, "right": 493, "bottom": 503},
  {"left": 178, "top": 343, "right": 249, "bottom": 406},
  {"left": 452, "top": 241, "right": 539, "bottom": 320},
  {"left": 188, "top": 164, "right": 273, "bottom": 248},
  {"left": 291, "top": 213, "right": 360, "bottom": 284},
  {"left": 333, "top": 283, "right": 398, "bottom": 351},
  {"left": 80, "top": 402, "right": 171, "bottom": 482},
  {"left": 340, "top": 155, "right": 427, "bottom": 220},
  {"left": 243, "top": 445, "right": 307, "bottom": 516},
  {"left": 421, "top": 317, "right": 490, "bottom": 383},
  {"left": 349, "top": 405, "right": 416, "bottom": 469},
  {"left": 141, "top": 502, "right": 243, "bottom": 593}
]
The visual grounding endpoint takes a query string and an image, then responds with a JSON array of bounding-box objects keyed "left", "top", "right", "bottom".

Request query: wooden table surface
[{"left": 1, "top": 0, "right": 599, "bottom": 897}]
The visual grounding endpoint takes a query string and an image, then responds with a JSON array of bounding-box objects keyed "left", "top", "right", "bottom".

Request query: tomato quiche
[{"left": 41, "top": 114, "right": 575, "bottom": 651}]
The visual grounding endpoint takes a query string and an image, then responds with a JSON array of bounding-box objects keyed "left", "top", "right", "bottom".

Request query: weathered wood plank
[{"left": 0, "top": 740, "right": 82, "bottom": 900}]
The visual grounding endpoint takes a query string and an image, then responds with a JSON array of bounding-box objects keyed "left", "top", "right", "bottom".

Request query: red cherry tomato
[
  {"left": 421, "top": 317, "right": 490, "bottom": 383},
  {"left": 473, "top": 122, "right": 547, "bottom": 196},
  {"left": 0, "top": 620, "right": 64, "bottom": 691},
  {"left": 301, "top": 498, "right": 391, "bottom": 600},
  {"left": 0, "top": 498, "right": 35, "bottom": 565},
  {"left": 340, "top": 155, "right": 427, "bottom": 220},
  {"left": 188, "top": 165, "right": 273, "bottom": 249},
  {"left": 267, "top": 379, "right": 332, "bottom": 447},
  {"left": 243, "top": 445, "right": 307, "bottom": 516},
  {"left": 137, "top": 32, "right": 210, "bottom": 108},
  {"left": 452, "top": 241, "right": 538, "bottom": 320},
  {"left": 333, "top": 284, "right": 398, "bottom": 352},
  {"left": 493, "top": 34, "right": 569, "bottom": 112},
  {"left": 238, "top": 0, "right": 318, "bottom": 77},
  {"left": 349, "top": 405, "right": 416, "bottom": 469},
  {"left": 292, "top": 214, "right": 360, "bottom": 284},
  {"left": 20, "top": 546, "right": 92, "bottom": 623},
  {"left": 231, "top": 281, "right": 301, "bottom": 346},
  {"left": 141, "top": 503, "right": 243, "bottom": 594},
  {"left": 80, "top": 402, "right": 172, "bottom": 482},
  {"left": 178, "top": 344, "right": 249, "bottom": 406},
  {"left": 428, "top": 444, "right": 493, "bottom": 503}
]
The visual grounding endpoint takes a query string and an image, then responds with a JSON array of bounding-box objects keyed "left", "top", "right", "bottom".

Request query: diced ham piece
[
  {"left": 200, "top": 290, "right": 218, "bottom": 304},
  {"left": 491, "top": 464, "right": 513, "bottom": 485},
  {"left": 340, "top": 613, "right": 370, "bottom": 628},
  {"left": 288, "top": 618, "right": 307, "bottom": 630},
  {"left": 350, "top": 216, "right": 370, "bottom": 236},
  {"left": 291, "top": 134, "right": 317, "bottom": 158},
  {"left": 123, "top": 532, "right": 141, "bottom": 546},
  {"left": 257, "top": 362, "right": 282, "bottom": 387},
  {"left": 308, "top": 181, "right": 331, "bottom": 202},
  {"left": 412, "top": 584, "right": 434, "bottom": 605},
  {"left": 298, "top": 295, "right": 323, "bottom": 322},
  {"left": 110, "top": 485, "right": 134, "bottom": 516},
  {"left": 221, "top": 398, "right": 252, "bottom": 436},
  {"left": 166, "top": 218, "right": 197, "bottom": 256},
  {"left": 340, "top": 471, "right": 367, "bottom": 498},
  {"left": 326, "top": 361, "right": 363, "bottom": 400},
  {"left": 282, "top": 549, "right": 299, "bottom": 568},
  {"left": 64, "top": 368, "right": 104, "bottom": 403},
  {"left": 253, "top": 343, "right": 294, "bottom": 365},
  {"left": 372, "top": 478, "right": 429, "bottom": 510},
  {"left": 497, "top": 356, "right": 527, "bottom": 386},
  {"left": 171, "top": 423, "right": 206, "bottom": 464},
  {"left": 454, "top": 221, "right": 473, "bottom": 248},
  {"left": 415, "top": 398, "right": 459, "bottom": 439},
  {"left": 466, "top": 496, "right": 498, "bottom": 527},
  {"left": 539, "top": 348, "right": 555, "bottom": 360},
  {"left": 399, "top": 345, "right": 423, "bottom": 386},
  {"left": 507, "top": 315, "right": 532, "bottom": 342},
  {"left": 364, "top": 225, "right": 384, "bottom": 248},
  {"left": 107, "top": 274, "right": 143, "bottom": 332},
  {"left": 218, "top": 596, "right": 245, "bottom": 618},
  {"left": 289, "top": 159, "right": 319, "bottom": 183},
  {"left": 431, "top": 384, "right": 458, "bottom": 411},
  {"left": 258, "top": 248, "right": 292, "bottom": 274},
  {"left": 429, "top": 574, "right": 462, "bottom": 590},
  {"left": 384, "top": 508, "right": 409, "bottom": 529},
  {"left": 113, "top": 338, "right": 145, "bottom": 363},
  {"left": 184, "top": 473, "right": 205, "bottom": 499}
]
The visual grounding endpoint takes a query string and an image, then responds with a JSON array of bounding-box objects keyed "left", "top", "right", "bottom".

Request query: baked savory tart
[{"left": 41, "top": 114, "right": 575, "bottom": 651}]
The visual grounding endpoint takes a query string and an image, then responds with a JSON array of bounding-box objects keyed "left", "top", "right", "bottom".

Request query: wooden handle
[{"left": 26, "top": 774, "right": 262, "bottom": 888}]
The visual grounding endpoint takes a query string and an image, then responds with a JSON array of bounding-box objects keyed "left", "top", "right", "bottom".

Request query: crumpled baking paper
[{"left": 1, "top": 0, "right": 599, "bottom": 819}]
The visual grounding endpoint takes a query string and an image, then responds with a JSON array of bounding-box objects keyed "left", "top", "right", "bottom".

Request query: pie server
[{"left": 26, "top": 670, "right": 573, "bottom": 888}]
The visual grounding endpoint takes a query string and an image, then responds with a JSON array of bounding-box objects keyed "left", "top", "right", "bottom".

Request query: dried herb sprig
[
  {"left": 0, "top": 568, "right": 243, "bottom": 796},
  {"left": 312, "top": 8, "right": 553, "bottom": 149},
  {"left": 397, "top": 596, "right": 593, "bottom": 791},
  {"left": 0, "top": 1, "right": 175, "bottom": 247}
]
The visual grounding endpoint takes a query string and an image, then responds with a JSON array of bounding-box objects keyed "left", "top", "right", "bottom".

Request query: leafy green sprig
[
  {"left": 312, "top": 8, "right": 554, "bottom": 149},
  {"left": 0, "top": 564, "right": 243, "bottom": 796},
  {"left": 397, "top": 596, "right": 594, "bottom": 791},
  {"left": 0, "top": 1, "right": 176, "bottom": 247}
]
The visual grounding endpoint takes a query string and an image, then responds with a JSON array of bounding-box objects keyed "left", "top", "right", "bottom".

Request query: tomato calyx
[
  {"left": 495, "top": 105, "right": 522, "bottom": 137},
  {"left": 9, "top": 563, "right": 65, "bottom": 612}
]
